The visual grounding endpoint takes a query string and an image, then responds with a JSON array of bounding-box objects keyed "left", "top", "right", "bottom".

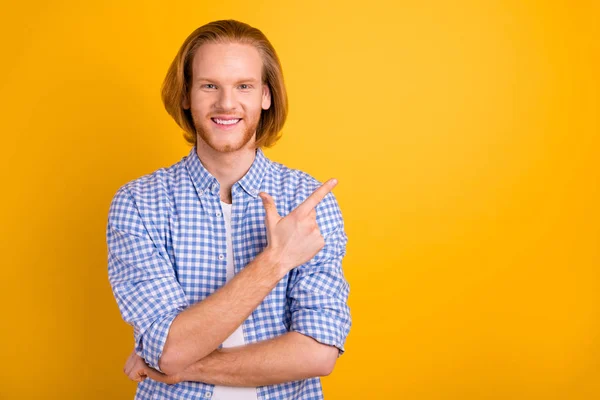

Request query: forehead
[{"left": 191, "top": 42, "right": 263, "bottom": 82}]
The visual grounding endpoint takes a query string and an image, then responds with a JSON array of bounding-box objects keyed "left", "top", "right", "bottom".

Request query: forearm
[
  {"left": 160, "top": 249, "right": 285, "bottom": 375},
  {"left": 178, "top": 331, "right": 334, "bottom": 386}
]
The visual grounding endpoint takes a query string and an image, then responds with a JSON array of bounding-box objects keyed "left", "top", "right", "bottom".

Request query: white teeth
[{"left": 214, "top": 118, "right": 239, "bottom": 125}]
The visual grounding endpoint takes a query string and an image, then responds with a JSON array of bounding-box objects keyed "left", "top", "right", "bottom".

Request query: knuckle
[{"left": 303, "top": 224, "right": 312, "bottom": 234}]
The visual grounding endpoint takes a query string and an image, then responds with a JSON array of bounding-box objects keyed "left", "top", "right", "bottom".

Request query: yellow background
[{"left": 1, "top": 1, "right": 598, "bottom": 399}]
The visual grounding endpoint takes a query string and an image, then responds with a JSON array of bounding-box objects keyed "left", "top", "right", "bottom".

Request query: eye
[
  {"left": 239, "top": 84, "right": 252, "bottom": 90},
  {"left": 202, "top": 84, "right": 216, "bottom": 89}
]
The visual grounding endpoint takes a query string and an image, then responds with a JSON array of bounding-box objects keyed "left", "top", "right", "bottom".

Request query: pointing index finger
[{"left": 295, "top": 178, "right": 338, "bottom": 215}]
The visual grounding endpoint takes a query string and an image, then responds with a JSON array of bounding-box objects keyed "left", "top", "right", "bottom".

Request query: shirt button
[
  {"left": 251, "top": 189, "right": 258, "bottom": 195},
  {"left": 205, "top": 392, "right": 212, "bottom": 398},
  {"left": 218, "top": 254, "right": 225, "bottom": 260},
  {"left": 216, "top": 211, "right": 222, "bottom": 217},
  {"left": 198, "top": 190, "right": 204, "bottom": 196}
]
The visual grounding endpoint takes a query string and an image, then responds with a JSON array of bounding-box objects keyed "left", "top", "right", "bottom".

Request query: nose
[{"left": 215, "top": 87, "right": 236, "bottom": 111}]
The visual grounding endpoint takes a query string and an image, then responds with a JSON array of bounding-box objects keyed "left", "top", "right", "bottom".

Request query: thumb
[{"left": 259, "top": 192, "right": 280, "bottom": 229}]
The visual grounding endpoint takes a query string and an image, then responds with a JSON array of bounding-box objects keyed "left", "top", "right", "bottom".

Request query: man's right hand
[{"left": 259, "top": 178, "right": 338, "bottom": 274}]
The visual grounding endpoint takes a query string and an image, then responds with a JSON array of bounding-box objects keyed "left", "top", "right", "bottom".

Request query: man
[{"left": 107, "top": 19, "right": 351, "bottom": 400}]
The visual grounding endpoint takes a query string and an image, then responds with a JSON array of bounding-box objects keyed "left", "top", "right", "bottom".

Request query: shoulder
[
  {"left": 108, "top": 156, "right": 186, "bottom": 223},
  {"left": 267, "top": 159, "right": 328, "bottom": 196}
]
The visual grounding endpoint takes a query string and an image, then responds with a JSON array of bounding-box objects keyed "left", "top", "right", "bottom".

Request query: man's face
[{"left": 183, "top": 42, "right": 271, "bottom": 154}]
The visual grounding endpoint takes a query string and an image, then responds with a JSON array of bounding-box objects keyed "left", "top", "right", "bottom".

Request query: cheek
[
  {"left": 244, "top": 97, "right": 264, "bottom": 116},
  {"left": 190, "top": 99, "right": 212, "bottom": 116},
  {"left": 192, "top": 93, "right": 216, "bottom": 110}
]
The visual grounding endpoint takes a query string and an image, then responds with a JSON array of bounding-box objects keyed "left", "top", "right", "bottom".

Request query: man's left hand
[{"left": 124, "top": 349, "right": 182, "bottom": 385}]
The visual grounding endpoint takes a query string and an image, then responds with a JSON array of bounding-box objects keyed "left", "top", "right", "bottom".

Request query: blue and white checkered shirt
[{"left": 106, "top": 146, "right": 351, "bottom": 400}]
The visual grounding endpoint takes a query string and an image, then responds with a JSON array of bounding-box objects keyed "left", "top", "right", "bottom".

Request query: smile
[
  {"left": 211, "top": 118, "right": 242, "bottom": 130},
  {"left": 212, "top": 118, "right": 240, "bottom": 125}
]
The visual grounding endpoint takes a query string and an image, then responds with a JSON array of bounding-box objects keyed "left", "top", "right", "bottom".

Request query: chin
[
  {"left": 199, "top": 133, "right": 253, "bottom": 154},
  {"left": 195, "top": 120, "right": 257, "bottom": 154},
  {"left": 211, "top": 141, "right": 245, "bottom": 153}
]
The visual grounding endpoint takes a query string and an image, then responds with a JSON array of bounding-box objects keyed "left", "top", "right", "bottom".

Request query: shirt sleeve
[
  {"left": 106, "top": 185, "right": 189, "bottom": 372},
  {"left": 287, "top": 190, "right": 352, "bottom": 357}
]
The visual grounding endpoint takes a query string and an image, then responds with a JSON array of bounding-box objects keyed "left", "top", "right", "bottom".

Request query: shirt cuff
[
  {"left": 138, "top": 311, "right": 179, "bottom": 372},
  {"left": 290, "top": 307, "right": 350, "bottom": 357}
]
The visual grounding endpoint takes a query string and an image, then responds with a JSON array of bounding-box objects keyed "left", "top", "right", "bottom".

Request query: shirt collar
[{"left": 185, "top": 145, "right": 271, "bottom": 198}]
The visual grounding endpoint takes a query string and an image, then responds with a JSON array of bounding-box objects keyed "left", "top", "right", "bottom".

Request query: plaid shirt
[{"left": 106, "top": 146, "right": 351, "bottom": 400}]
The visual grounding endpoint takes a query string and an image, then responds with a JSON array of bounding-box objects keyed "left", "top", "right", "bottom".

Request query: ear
[
  {"left": 261, "top": 84, "right": 271, "bottom": 110},
  {"left": 182, "top": 94, "right": 190, "bottom": 110}
]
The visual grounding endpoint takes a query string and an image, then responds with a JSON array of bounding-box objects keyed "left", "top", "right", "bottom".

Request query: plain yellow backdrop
[{"left": 1, "top": 1, "right": 598, "bottom": 399}]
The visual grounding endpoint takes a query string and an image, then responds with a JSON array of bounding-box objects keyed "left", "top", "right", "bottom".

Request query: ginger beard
[{"left": 192, "top": 110, "right": 261, "bottom": 153}]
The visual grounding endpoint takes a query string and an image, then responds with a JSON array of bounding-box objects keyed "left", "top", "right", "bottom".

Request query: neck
[{"left": 195, "top": 140, "right": 257, "bottom": 204}]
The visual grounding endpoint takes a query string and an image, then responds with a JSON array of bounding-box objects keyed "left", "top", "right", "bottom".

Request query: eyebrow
[{"left": 195, "top": 77, "right": 260, "bottom": 84}]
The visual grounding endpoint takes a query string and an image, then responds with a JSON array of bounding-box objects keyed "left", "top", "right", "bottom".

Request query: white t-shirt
[{"left": 211, "top": 200, "right": 259, "bottom": 400}]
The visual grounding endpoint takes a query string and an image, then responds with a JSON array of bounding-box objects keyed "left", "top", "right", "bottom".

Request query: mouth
[{"left": 211, "top": 117, "right": 242, "bottom": 130}]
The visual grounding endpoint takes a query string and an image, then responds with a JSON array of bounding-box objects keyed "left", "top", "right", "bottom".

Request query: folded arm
[
  {"left": 111, "top": 179, "right": 350, "bottom": 384},
  {"left": 142, "top": 331, "right": 338, "bottom": 386},
  {"left": 108, "top": 186, "right": 287, "bottom": 376},
  {"left": 133, "top": 190, "right": 351, "bottom": 386}
]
